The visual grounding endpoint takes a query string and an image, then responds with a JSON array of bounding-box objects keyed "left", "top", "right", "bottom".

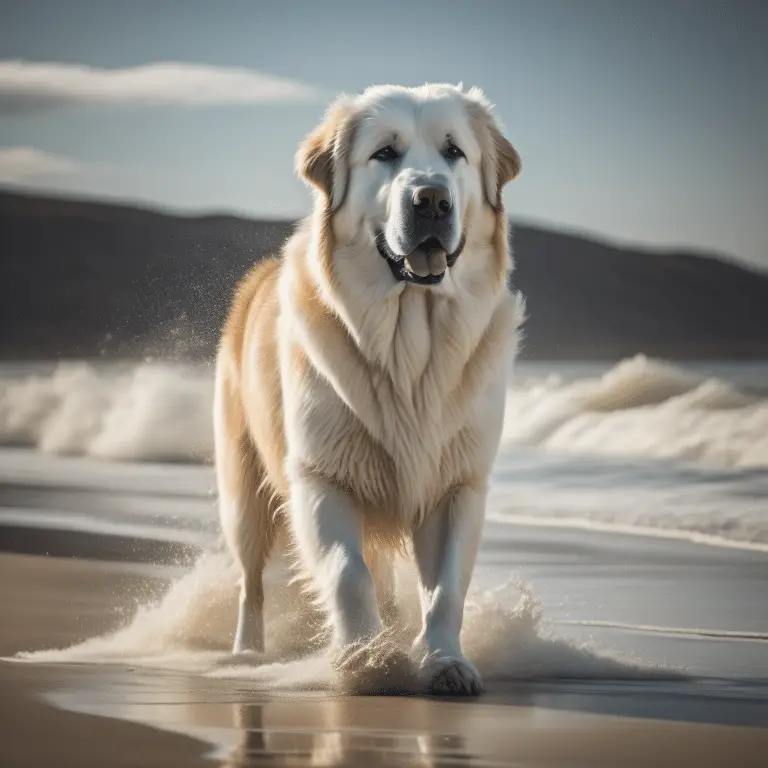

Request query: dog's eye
[
  {"left": 442, "top": 142, "right": 466, "bottom": 161},
  {"left": 370, "top": 145, "right": 399, "bottom": 162}
]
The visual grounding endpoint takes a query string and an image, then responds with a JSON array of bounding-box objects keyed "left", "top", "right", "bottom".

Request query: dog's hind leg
[
  {"left": 214, "top": 360, "right": 278, "bottom": 654},
  {"left": 366, "top": 546, "right": 399, "bottom": 627},
  {"left": 226, "top": 464, "right": 276, "bottom": 655}
]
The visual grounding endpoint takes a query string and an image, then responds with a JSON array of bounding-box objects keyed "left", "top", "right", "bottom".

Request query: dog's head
[{"left": 297, "top": 84, "right": 520, "bottom": 289}]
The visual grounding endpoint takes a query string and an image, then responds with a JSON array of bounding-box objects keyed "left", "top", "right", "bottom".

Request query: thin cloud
[
  {"left": 0, "top": 60, "right": 325, "bottom": 115},
  {"left": 0, "top": 147, "right": 83, "bottom": 183}
]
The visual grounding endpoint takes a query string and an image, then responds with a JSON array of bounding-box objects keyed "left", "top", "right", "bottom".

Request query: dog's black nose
[{"left": 413, "top": 185, "right": 452, "bottom": 220}]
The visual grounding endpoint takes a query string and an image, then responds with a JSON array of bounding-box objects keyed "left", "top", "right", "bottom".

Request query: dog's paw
[
  {"left": 421, "top": 654, "right": 483, "bottom": 696},
  {"left": 331, "top": 630, "right": 418, "bottom": 695}
]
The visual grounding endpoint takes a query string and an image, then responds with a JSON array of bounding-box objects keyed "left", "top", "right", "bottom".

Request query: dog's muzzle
[
  {"left": 376, "top": 178, "right": 465, "bottom": 285},
  {"left": 376, "top": 232, "right": 466, "bottom": 285}
]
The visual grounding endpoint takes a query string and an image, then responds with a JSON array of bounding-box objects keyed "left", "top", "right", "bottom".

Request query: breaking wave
[
  {"left": 1, "top": 355, "right": 766, "bottom": 469},
  {"left": 0, "top": 361, "right": 214, "bottom": 462},
  {"left": 502, "top": 355, "right": 768, "bottom": 469}
]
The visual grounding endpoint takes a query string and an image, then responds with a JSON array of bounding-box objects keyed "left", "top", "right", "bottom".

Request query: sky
[{"left": 1, "top": 1, "right": 767, "bottom": 269}]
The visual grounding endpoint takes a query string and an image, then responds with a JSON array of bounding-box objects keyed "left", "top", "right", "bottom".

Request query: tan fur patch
[
  {"left": 465, "top": 96, "right": 522, "bottom": 211},
  {"left": 296, "top": 99, "right": 358, "bottom": 211}
]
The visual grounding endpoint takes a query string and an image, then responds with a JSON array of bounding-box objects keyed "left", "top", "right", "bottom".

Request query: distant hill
[{"left": 1, "top": 189, "right": 767, "bottom": 360}]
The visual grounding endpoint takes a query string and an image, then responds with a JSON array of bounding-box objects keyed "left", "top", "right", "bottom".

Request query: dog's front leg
[
  {"left": 290, "top": 475, "right": 382, "bottom": 647},
  {"left": 412, "top": 486, "right": 485, "bottom": 695}
]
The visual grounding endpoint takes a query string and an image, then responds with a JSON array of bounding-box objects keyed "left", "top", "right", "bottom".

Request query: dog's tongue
[{"left": 404, "top": 248, "right": 447, "bottom": 277}]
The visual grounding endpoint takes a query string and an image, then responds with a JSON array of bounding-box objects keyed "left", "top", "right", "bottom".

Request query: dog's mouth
[{"left": 375, "top": 232, "right": 466, "bottom": 286}]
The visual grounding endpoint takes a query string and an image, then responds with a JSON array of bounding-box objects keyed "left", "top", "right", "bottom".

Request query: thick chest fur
[
  {"left": 281, "top": 278, "right": 519, "bottom": 528},
  {"left": 296, "top": 368, "right": 505, "bottom": 522}
]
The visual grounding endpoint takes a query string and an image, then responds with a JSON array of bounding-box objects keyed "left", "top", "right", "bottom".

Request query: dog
[{"left": 214, "top": 83, "right": 523, "bottom": 695}]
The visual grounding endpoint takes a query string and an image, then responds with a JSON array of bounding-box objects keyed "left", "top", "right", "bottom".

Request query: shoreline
[
  {"left": 1, "top": 522, "right": 767, "bottom": 766},
  {"left": 487, "top": 511, "right": 768, "bottom": 554},
  {"left": 1, "top": 442, "right": 767, "bottom": 765},
  {"left": 2, "top": 551, "right": 767, "bottom": 767}
]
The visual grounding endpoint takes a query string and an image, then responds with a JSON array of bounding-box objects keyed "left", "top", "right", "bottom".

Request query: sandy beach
[{"left": 2, "top": 542, "right": 767, "bottom": 767}]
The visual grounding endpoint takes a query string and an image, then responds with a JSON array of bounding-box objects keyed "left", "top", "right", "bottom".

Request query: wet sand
[
  {"left": 0, "top": 554, "right": 208, "bottom": 767},
  {"left": 1, "top": 551, "right": 767, "bottom": 767}
]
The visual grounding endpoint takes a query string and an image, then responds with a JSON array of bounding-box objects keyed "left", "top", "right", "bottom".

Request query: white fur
[{"left": 215, "top": 84, "right": 523, "bottom": 695}]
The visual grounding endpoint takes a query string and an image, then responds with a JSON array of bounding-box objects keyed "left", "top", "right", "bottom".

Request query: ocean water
[
  {"left": 1, "top": 355, "right": 766, "bottom": 548},
  {"left": 3, "top": 356, "right": 768, "bottom": 697}
]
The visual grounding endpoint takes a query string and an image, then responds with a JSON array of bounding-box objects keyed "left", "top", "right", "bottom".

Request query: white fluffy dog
[{"left": 214, "top": 83, "right": 524, "bottom": 695}]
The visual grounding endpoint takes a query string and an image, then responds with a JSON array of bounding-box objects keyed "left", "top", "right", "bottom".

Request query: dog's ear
[
  {"left": 486, "top": 122, "right": 522, "bottom": 208},
  {"left": 296, "top": 97, "right": 356, "bottom": 210},
  {"left": 466, "top": 88, "right": 521, "bottom": 211}
]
